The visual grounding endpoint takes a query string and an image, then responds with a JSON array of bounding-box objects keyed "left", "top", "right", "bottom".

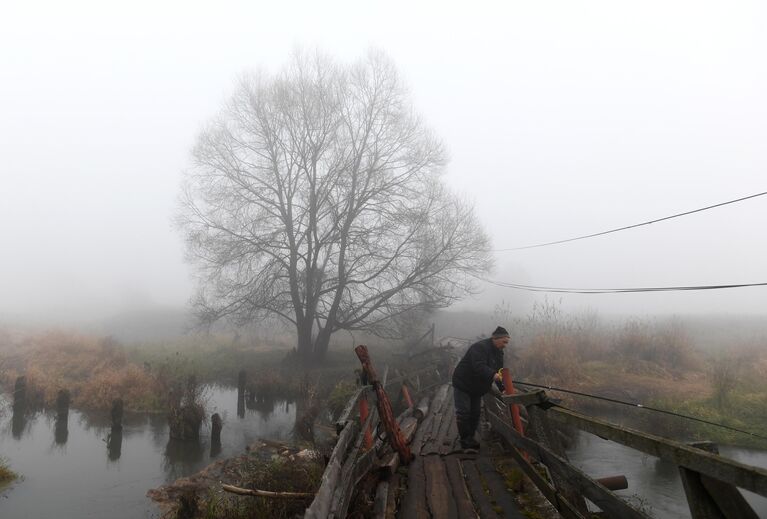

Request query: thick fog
[{"left": 1, "top": 1, "right": 765, "bottom": 326}]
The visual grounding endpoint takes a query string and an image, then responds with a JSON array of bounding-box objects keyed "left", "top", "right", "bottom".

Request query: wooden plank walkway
[{"left": 396, "top": 384, "right": 526, "bottom": 519}]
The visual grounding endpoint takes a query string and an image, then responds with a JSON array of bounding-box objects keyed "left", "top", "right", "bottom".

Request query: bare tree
[{"left": 177, "top": 50, "right": 492, "bottom": 361}]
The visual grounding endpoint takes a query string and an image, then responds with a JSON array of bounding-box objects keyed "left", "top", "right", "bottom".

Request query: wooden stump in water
[
  {"left": 54, "top": 389, "right": 71, "bottom": 444},
  {"left": 13, "top": 376, "right": 26, "bottom": 413},
  {"left": 211, "top": 413, "right": 222, "bottom": 444},
  {"left": 56, "top": 389, "right": 70, "bottom": 422},
  {"left": 210, "top": 413, "right": 223, "bottom": 457},
  {"left": 107, "top": 427, "right": 123, "bottom": 460},
  {"left": 237, "top": 370, "right": 246, "bottom": 418},
  {"left": 111, "top": 398, "right": 124, "bottom": 430}
]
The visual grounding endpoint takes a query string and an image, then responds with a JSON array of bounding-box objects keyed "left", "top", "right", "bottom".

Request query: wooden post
[
  {"left": 107, "top": 427, "right": 123, "bottom": 461},
  {"left": 429, "top": 322, "right": 435, "bottom": 347},
  {"left": 111, "top": 398, "right": 124, "bottom": 430},
  {"left": 401, "top": 383, "right": 414, "bottom": 409},
  {"left": 355, "top": 345, "right": 413, "bottom": 464},
  {"left": 679, "top": 441, "right": 759, "bottom": 519},
  {"left": 13, "top": 376, "right": 26, "bottom": 412},
  {"left": 237, "top": 370, "right": 246, "bottom": 418},
  {"left": 56, "top": 389, "right": 70, "bottom": 422},
  {"left": 501, "top": 368, "right": 524, "bottom": 437},
  {"left": 211, "top": 413, "right": 222, "bottom": 444},
  {"left": 54, "top": 389, "right": 71, "bottom": 445},
  {"left": 359, "top": 395, "right": 373, "bottom": 450}
]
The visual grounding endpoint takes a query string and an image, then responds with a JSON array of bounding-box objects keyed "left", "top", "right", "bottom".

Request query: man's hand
[{"left": 493, "top": 371, "right": 505, "bottom": 392}]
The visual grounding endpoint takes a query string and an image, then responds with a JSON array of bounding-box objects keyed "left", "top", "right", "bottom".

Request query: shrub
[{"left": 0, "top": 457, "right": 17, "bottom": 485}]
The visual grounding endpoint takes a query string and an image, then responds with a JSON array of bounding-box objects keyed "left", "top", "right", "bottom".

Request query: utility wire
[
  {"left": 495, "top": 190, "right": 767, "bottom": 252},
  {"left": 515, "top": 380, "right": 767, "bottom": 442},
  {"left": 483, "top": 278, "right": 767, "bottom": 294}
]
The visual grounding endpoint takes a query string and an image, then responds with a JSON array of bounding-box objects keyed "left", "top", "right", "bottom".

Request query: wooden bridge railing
[
  {"left": 305, "top": 349, "right": 451, "bottom": 519},
  {"left": 485, "top": 384, "right": 767, "bottom": 519}
]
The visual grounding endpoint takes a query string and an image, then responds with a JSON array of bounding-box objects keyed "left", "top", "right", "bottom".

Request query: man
[{"left": 451, "top": 326, "right": 509, "bottom": 451}]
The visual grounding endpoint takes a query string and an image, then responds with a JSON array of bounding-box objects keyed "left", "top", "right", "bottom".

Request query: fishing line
[
  {"left": 495, "top": 190, "right": 767, "bottom": 251},
  {"left": 515, "top": 380, "right": 767, "bottom": 442},
  {"left": 483, "top": 278, "right": 767, "bottom": 294}
]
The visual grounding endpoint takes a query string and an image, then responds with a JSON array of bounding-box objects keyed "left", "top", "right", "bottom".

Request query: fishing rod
[{"left": 515, "top": 380, "right": 767, "bottom": 442}]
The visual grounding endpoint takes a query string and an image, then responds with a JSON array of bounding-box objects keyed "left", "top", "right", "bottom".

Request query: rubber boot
[{"left": 457, "top": 419, "right": 479, "bottom": 452}]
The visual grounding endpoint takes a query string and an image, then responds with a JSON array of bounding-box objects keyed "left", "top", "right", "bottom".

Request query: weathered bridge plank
[
  {"left": 424, "top": 455, "right": 459, "bottom": 519},
  {"left": 444, "top": 456, "right": 479, "bottom": 518},
  {"left": 462, "top": 458, "right": 500, "bottom": 519}
]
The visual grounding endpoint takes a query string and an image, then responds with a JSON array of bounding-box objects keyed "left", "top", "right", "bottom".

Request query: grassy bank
[
  {"left": 509, "top": 302, "right": 767, "bottom": 448},
  {"left": 0, "top": 327, "right": 395, "bottom": 417}
]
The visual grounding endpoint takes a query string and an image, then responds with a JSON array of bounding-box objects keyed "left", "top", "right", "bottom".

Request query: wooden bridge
[{"left": 304, "top": 346, "right": 767, "bottom": 519}]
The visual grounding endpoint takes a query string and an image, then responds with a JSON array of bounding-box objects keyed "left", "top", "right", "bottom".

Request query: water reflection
[
  {"left": 164, "top": 438, "right": 206, "bottom": 481},
  {"left": 54, "top": 419, "right": 69, "bottom": 445},
  {"left": 11, "top": 409, "right": 27, "bottom": 439},
  {"left": 0, "top": 386, "right": 296, "bottom": 519},
  {"left": 107, "top": 427, "right": 123, "bottom": 461},
  {"left": 247, "top": 395, "right": 277, "bottom": 420}
]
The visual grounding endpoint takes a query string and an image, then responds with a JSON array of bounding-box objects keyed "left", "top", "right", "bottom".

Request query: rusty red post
[
  {"left": 401, "top": 383, "right": 414, "bottom": 409},
  {"left": 359, "top": 392, "right": 373, "bottom": 450},
  {"left": 502, "top": 367, "right": 529, "bottom": 460},
  {"left": 355, "top": 345, "right": 413, "bottom": 464},
  {"left": 501, "top": 368, "right": 524, "bottom": 435}
]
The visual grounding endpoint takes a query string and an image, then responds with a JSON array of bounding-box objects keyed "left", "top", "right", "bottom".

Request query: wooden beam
[
  {"left": 305, "top": 420, "right": 359, "bottom": 519},
  {"left": 484, "top": 409, "right": 585, "bottom": 519},
  {"left": 548, "top": 406, "right": 767, "bottom": 498},
  {"left": 487, "top": 409, "right": 651, "bottom": 519},
  {"left": 680, "top": 442, "right": 759, "bottom": 519},
  {"left": 335, "top": 387, "right": 367, "bottom": 434}
]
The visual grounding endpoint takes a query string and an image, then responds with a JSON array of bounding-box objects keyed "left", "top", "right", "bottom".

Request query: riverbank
[{"left": 148, "top": 439, "right": 323, "bottom": 519}]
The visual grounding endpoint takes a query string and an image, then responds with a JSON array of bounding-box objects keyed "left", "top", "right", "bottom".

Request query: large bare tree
[{"left": 178, "top": 50, "right": 492, "bottom": 361}]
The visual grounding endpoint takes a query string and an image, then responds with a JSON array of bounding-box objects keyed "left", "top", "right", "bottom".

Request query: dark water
[
  {"left": 567, "top": 430, "right": 767, "bottom": 518},
  {"left": 0, "top": 386, "right": 295, "bottom": 519}
]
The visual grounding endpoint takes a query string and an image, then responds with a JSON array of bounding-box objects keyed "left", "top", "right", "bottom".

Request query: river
[
  {"left": 567, "top": 429, "right": 767, "bottom": 518},
  {"left": 0, "top": 386, "right": 295, "bottom": 518}
]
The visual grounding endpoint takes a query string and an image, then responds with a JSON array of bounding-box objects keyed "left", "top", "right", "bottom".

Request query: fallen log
[{"left": 222, "top": 483, "right": 314, "bottom": 499}]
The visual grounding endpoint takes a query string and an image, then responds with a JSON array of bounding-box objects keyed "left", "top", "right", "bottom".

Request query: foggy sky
[{"left": 1, "top": 0, "right": 765, "bottom": 323}]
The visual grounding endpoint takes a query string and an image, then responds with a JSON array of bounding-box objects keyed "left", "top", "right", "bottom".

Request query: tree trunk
[
  {"left": 296, "top": 318, "right": 314, "bottom": 361},
  {"left": 312, "top": 327, "right": 333, "bottom": 361}
]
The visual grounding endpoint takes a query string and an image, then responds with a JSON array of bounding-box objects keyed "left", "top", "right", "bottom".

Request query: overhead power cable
[
  {"left": 515, "top": 381, "right": 767, "bottom": 442},
  {"left": 483, "top": 278, "right": 767, "bottom": 294},
  {"left": 495, "top": 190, "right": 767, "bottom": 251}
]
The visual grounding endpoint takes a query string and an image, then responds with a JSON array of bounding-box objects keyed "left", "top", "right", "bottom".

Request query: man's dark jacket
[{"left": 451, "top": 338, "right": 504, "bottom": 396}]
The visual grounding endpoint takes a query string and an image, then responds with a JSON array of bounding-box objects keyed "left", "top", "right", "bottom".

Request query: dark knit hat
[{"left": 492, "top": 326, "right": 509, "bottom": 338}]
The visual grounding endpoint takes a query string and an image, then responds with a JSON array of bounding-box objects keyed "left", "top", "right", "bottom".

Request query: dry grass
[{"left": 1, "top": 330, "right": 164, "bottom": 411}]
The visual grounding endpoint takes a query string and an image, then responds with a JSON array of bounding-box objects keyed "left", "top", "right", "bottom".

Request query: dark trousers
[{"left": 453, "top": 385, "right": 482, "bottom": 441}]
